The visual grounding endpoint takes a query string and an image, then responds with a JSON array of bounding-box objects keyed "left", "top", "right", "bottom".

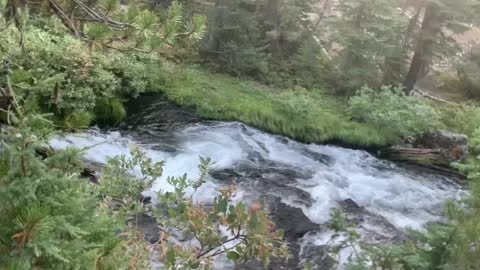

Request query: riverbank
[{"left": 159, "top": 66, "right": 397, "bottom": 148}]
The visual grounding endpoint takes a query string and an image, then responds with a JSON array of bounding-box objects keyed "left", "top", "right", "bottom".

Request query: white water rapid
[{"left": 50, "top": 121, "right": 466, "bottom": 269}]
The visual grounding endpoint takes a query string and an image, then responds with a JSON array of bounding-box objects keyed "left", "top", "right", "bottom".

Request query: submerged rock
[{"left": 339, "top": 198, "right": 401, "bottom": 241}]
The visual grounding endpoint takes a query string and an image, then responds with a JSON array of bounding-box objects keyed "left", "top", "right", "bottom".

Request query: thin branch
[{"left": 196, "top": 235, "right": 247, "bottom": 258}]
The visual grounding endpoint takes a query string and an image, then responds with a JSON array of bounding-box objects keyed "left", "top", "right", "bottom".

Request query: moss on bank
[{"left": 161, "top": 66, "right": 397, "bottom": 148}]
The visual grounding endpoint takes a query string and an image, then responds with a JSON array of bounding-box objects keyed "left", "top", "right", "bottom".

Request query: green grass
[{"left": 162, "top": 66, "right": 397, "bottom": 148}]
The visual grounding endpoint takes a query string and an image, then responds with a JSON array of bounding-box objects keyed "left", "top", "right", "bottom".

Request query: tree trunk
[
  {"left": 402, "top": 0, "right": 424, "bottom": 49},
  {"left": 265, "top": 0, "right": 283, "bottom": 59},
  {"left": 382, "top": 0, "right": 425, "bottom": 85},
  {"left": 403, "top": 1, "right": 442, "bottom": 92},
  {"left": 203, "top": 0, "right": 225, "bottom": 53},
  {"left": 314, "top": 0, "right": 330, "bottom": 28},
  {"left": 344, "top": 2, "right": 366, "bottom": 69}
]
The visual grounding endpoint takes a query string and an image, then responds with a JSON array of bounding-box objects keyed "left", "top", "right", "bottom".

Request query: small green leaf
[
  {"left": 166, "top": 248, "right": 176, "bottom": 265},
  {"left": 227, "top": 251, "right": 240, "bottom": 261}
]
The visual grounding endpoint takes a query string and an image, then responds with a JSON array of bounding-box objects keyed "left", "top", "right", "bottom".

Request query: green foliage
[
  {"left": 63, "top": 111, "right": 94, "bottom": 131},
  {"left": 326, "top": 0, "right": 406, "bottom": 93},
  {"left": 435, "top": 103, "right": 480, "bottom": 137},
  {"left": 156, "top": 172, "right": 288, "bottom": 269},
  {"left": 458, "top": 47, "right": 480, "bottom": 98},
  {"left": 0, "top": 21, "right": 175, "bottom": 126},
  {"left": 287, "top": 39, "right": 339, "bottom": 89},
  {"left": 165, "top": 66, "right": 395, "bottom": 147},
  {"left": 94, "top": 97, "right": 127, "bottom": 126},
  {"left": 349, "top": 85, "right": 440, "bottom": 137},
  {"left": 201, "top": 0, "right": 321, "bottom": 87},
  {"left": 0, "top": 99, "right": 148, "bottom": 269}
]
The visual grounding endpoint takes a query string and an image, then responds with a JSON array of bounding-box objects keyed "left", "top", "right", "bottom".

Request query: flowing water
[{"left": 49, "top": 97, "right": 466, "bottom": 269}]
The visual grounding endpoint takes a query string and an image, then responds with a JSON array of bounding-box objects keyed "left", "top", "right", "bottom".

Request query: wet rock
[
  {"left": 300, "top": 243, "right": 337, "bottom": 270},
  {"left": 134, "top": 213, "right": 162, "bottom": 244},
  {"left": 122, "top": 95, "right": 201, "bottom": 147},
  {"left": 80, "top": 168, "right": 99, "bottom": 184},
  {"left": 210, "top": 160, "right": 315, "bottom": 207},
  {"left": 138, "top": 194, "right": 152, "bottom": 204},
  {"left": 124, "top": 95, "right": 201, "bottom": 132},
  {"left": 339, "top": 198, "right": 362, "bottom": 213},
  {"left": 300, "top": 148, "right": 334, "bottom": 165},
  {"left": 339, "top": 198, "right": 401, "bottom": 241},
  {"left": 269, "top": 197, "right": 319, "bottom": 241},
  {"left": 209, "top": 168, "right": 243, "bottom": 181}
]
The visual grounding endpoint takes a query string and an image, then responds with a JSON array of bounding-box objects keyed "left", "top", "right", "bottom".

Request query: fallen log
[
  {"left": 382, "top": 146, "right": 443, "bottom": 164},
  {"left": 380, "top": 146, "right": 467, "bottom": 179}
]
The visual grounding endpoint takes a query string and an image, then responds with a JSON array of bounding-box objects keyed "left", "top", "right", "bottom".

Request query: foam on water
[{"left": 50, "top": 122, "right": 465, "bottom": 232}]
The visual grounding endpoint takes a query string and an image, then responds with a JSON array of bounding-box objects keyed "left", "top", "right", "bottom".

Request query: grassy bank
[{"left": 161, "top": 66, "right": 397, "bottom": 148}]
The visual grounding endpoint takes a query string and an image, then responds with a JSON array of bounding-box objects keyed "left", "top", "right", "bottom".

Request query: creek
[{"left": 50, "top": 96, "right": 466, "bottom": 269}]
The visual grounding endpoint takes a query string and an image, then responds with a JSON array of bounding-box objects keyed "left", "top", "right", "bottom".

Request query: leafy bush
[
  {"left": 349, "top": 85, "right": 440, "bottom": 138},
  {"left": 0, "top": 21, "right": 172, "bottom": 123},
  {"left": 435, "top": 104, "right": 480, "bottom": 137}
]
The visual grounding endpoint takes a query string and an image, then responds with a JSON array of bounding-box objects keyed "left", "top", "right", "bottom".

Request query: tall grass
[{"left": 163, "top": 67, "right": 397, "bottom": 147}]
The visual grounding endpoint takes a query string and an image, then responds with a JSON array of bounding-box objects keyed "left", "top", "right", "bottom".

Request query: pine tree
[
  {"left": 201, "top": 0, "right": 313, "bottom": 79},
  {"left": 2, "top": 0, "right": 206, "bottom": 52},
  {"left": 403, "top": 0, "right": 480, "bottom": 91},
  {"left": 327, "top": 0, "right": 406, "bottom": 93},
  {"left": 0, "top": 86, "right": 148, "bottom": 269}
]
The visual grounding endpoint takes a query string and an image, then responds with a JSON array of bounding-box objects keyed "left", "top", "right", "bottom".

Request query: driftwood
[{"left": 381, "top": 146, "right": 467, "bottom": 179}]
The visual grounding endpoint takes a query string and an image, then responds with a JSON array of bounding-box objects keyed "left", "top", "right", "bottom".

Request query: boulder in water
[{"left": 269, "top": 197, "right": 319, "bottom": 241}]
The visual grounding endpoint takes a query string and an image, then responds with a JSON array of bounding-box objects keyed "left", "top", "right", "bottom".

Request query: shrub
[
  {"left": 94, "top": 98, "right": 127, "bottom": 126},
  {"left": 0, "top": 106, "right": 144, "bottom": 269},
  {"left": 349, "top": 85, "right": 440, "bottom": 138},
  {"left": 0, "top": 21, "right": 169, "bottom": 121},
  {"left": 435, "top": 104, "right": 480, "bottom": 137}
]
